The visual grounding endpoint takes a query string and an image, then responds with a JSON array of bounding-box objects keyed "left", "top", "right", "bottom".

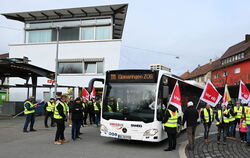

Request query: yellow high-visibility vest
[
  {"left": 245, "top": 106, "right": 250, "bottom": 125},
  {"left": 228, "top": 108, "right": 236, "bottom": 122},
  {"left": 54, "top": 102, "right": 67, "bottom": 119},
  {"left": 24, "top": 101, "right": 35, "bottom": 114},
  {"left": 234, "top": 106, "right": 243, "bottom": 119},
  {"left": 107, "top": 105, "right": 113, "bottom": 112},
  {"left": 46, "top": 102, "right": 55, "bottom": 112},
  {"left": 164, "top": 110, "right": 178, "bottom": 128},
  {"left": 216, "top": 109, "right": 229, "bottom": 125},
  {"left": 203, "top": 108, "right": 213, "bottom": 123},
  {"left": 94, "top": 102, "right": 100, "bottom": 111}
]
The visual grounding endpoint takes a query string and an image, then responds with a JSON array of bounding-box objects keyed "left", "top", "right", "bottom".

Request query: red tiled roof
[
  {"left": 180, "top": 71, "right": 190, "bottom": 79},
  {"left": 185, "top": 60, "right": 220, "bottom": 79},
  {"left": 221, "top": 40, "right": 250, "bottom": 59},
  {"left": 0, "top": 53, "right": 9, "bottom": 59}
]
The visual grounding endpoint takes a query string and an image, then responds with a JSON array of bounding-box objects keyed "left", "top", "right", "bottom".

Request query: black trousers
[
  {"left": 44, "top": 111, "right": 54, "bottom": 127},
  {"left": 240, "top": 132, "right": 247, "bottom": 141},
  {"left": 217, "top": 124, "right": 228, "bottom": 142},
  {"left": 55, "top": 119, "right": 65, "bottom": 141},
  {"left": 89, "top": 112, "right": 95, "bottom": 124},
  {"left": 165, "top": 127, "right": 177, "bottom": 149},
  {"left": 83, "top": 112, "right": 88, "bottom": 125}
]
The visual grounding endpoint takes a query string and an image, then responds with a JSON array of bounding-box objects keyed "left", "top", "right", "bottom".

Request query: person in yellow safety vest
[
  {"left": 227, "top": 104, "right": 237, "bottom": 139},
  {"left": 162, "top": 105, "right": 181, "bottom": 151},
  {"left": 82, "top": 98, "right": 89, "bottom": 125},
  {"left": 94, "top": 97, "right": 102, "bottom": 127},
  {"left": 54, "top": 95, "right": 69, "bottom": 145},
  {"left": 233, "top": 101, "right": 243, "bottom": 139},
  {"left": 215, "top": 105, "right": 230, "bottom": 145},
  {"left": 44, "top": 98, "right": 56, "bottom": 128},
  {"left": 200, "top": 104, "right": 214, "bottom": 143},
  {"left": 23, "top": 96, "right": 38, "bottom": 133},
  {"left": 244, "top": 104, "right": 250, "bottom": 146},
  {"left": 116, "top": 98, "right": 123, "bottom": 112}
]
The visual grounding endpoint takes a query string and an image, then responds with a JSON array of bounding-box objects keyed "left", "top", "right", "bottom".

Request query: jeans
[
  {"left": 247, "top": 125, "right": 250, "bottom": 143},
  {"left": 228, "top": 121, "right": 236, "bottom": 137},
  {"left": 217, "top": 124, "right": 228, "bottom": 142},
  {"left": 95, "top": 113, "right": 100, "bottom": 126},
  {"left": 71, "top": 119, "right": 81, "bottom": 140},
  {"left": 187, "top": 126, "right": 196, "bottom": 148},
  {"left": 204, "top": 123, "right": 211, "bottom": 139},
  {"left": 23, "top": 113, "right": 35, "bottom": 131},
  {"left": 55, "top": 119, "right": 65, "bottom": 141}
]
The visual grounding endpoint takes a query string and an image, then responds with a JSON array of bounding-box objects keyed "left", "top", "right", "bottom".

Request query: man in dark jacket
[
  {"left": 182, "top": 101, "right": 199, "bottom": 150},
  {"left": 70, "top": 97, "right": 84, "bottom": 140}
]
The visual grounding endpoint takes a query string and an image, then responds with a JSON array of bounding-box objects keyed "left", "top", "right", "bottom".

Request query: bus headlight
[
  {"left": 143, "top": 129, "right": 158, "bottom": 137},
  {"left": 100, "top": 125, "right": 108, "bottom": 134}
]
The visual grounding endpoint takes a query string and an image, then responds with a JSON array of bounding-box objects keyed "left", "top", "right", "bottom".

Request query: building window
[
  {"left": 58, "top": 61, "right": 82, "bottom": 74},
  {"left": 235, "top": 67, "right": 240, "bottom": 74},
  {"left": 26, "top": 29, "right": 56, "bottom": 43},
  {"left": 58, "top": 58, "right": 104, "bottom": 74},
  {"left": 223, "top": 71, "right": 228, "bottom": 77},
  {"left": 214, "top": 73, "right": 219, "bottom": 79},
  {"left": 81, "top": 27, "right": 94, "bottom": 40},
  {"left": 25, "top": 17, "right": 112, "bottom": 43},
  {"left": 59, "top": 28, "right": 80, "bottom": 41},
  {"left": 84, "top": 61, "right": 104, "bottom": 74}
]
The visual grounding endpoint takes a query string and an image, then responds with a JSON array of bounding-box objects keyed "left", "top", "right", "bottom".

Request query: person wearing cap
[
  {"left": 70, "top": 97, "right": 84, "bottom": 140},
  {"left": 215, "top": 104, "right": 230, "bottom": 145},
  {"left": 200, "top": 104, "right": 214, "bottom": 142},
  {"left": 54, "top": 95, "right": 68, "bottom": 145},
  {"left": 182, "top": 101, "right": 199, "bottom": 150},
  {"left": 23, "top": 97, "right": 38, "bottom": 132},
  {"left": 44, "top": 98, "right": 56, "bottom": 128}
]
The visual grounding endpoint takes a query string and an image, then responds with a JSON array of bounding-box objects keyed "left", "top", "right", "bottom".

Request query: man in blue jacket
[{"left": 23, "top": 97, "right": 37, "bottom": 132}]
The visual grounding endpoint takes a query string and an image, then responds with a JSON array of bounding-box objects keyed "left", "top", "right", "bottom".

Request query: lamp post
[{"left": 54, "top": 26, "right": 61, "bottom": 98}]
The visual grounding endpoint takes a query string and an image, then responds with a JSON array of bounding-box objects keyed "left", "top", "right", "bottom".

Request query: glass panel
[
  {"left": 59, "top": 28, "right": 79, "bottom": 41},
  {"left": 26, "top": 29, "right": 53, "bottom": 43},
  {"left": 81, "top": 27, "right": 94, "bottom": 40},
  {"left": 82, "top": 19, "right": 96, "bottom": 25},
  {"left": 58, "top": 62, "right": 82, "bottom": 74},
  {"left": 29, "top": 22, "right": 53, "bottom": 28},
  {"left": 96, "top": 18, "right": 111, "bottom": 24},
  {"left": 97, "top": 62, "right": 103, "bottom": 73},
  {"left": 235, "top": 67, "right": 240, "bottom": 74},
  {"left": 85, "top": 62, "right": 96, "bottom": 73},
  {"left": 102, "top": 83, "right": 156, "bottom": 123},
  {"left": 95, "top": 26, "right": 111, "bottom": 40},
  {"left": 53, "top": 20, "right": 81, "bottom": 27}
]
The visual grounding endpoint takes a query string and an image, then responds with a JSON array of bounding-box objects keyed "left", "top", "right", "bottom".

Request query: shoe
[
  {"left": 30, "top": 129, "right": 37, "bottom": 132},
  {"left": 241, "top": 140, "right": 244, "bottom": 143},
  {"left": 204, "top": 139, "right": 208, "bottom": 143},
  {"left": 60, "top": 139, "right": 68, "bottom": 143},
  {"left": 54, "top": 141, "right": 62, "bottom": 145},
  {"left": 207, "top": 139, "right": 211, "bottom": 142},
  {"left": 79, "top": 132, "right": 83, "bottom": 135},
  {"left": 223, "top": 142, "right": 226, "bottom": 145},
  {"left": 76, "top": 137, "right": 81, "bottom": 140},
  {"left": 23, "top": 129, "right": 29, "bottom": 133},
  {"left": 217, "top": 141, "right": 220, "bottom": 144},
  {"left": 164, "top": 148, "right": 172, "bottom": 151}
]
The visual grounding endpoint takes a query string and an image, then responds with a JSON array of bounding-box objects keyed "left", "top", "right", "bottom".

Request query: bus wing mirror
[{"left": 163, "top": 86, "right": 169, "bottom": 98}]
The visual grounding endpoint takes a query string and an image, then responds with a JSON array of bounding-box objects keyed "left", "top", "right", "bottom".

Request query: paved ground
[
  {"left": 0, "top": 116, "right": 186, "bottom": 158},
  {"left": 185, "top": 124, "right": 250, "bottom": 158}
]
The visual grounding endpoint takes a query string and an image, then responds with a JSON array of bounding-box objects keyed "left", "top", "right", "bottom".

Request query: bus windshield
[{"left": 102, "top": 83, "right": 156, "bottom": 123}]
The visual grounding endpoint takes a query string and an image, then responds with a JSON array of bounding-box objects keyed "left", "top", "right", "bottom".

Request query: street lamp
[{"left": 54, "top": 26, "right": 62, "bottom": 98}]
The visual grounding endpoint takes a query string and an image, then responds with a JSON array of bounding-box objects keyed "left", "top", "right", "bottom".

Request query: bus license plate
[{"left": 118, "top": 135, "right": 131, "bottom": 140}]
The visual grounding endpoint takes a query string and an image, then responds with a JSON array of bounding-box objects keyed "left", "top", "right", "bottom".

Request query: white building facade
[{"left": 3, "top": 4, "right": 128, "bottom": 101}]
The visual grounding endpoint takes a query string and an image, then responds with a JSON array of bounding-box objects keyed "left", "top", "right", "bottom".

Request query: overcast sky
[{"left": 1, "top": 0, "right": 250, "bottom": 75}]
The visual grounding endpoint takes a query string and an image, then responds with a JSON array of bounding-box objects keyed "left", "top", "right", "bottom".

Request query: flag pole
[{"left": 195, "top": 99, "right": 201, "bottom": 109}]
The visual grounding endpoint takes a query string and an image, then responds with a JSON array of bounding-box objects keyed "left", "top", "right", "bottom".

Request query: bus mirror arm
[{"left": 88, "top": 78, "right": 104, "bottom": 93}]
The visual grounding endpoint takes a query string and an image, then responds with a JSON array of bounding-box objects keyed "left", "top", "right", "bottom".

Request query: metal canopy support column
[{"left": 31, "top": 76, "right": 37, "bottom": 99}]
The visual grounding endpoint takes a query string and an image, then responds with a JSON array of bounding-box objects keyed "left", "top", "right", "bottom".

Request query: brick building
[{"left": 212, "top": 35, "right": 250, "bottom": 87}]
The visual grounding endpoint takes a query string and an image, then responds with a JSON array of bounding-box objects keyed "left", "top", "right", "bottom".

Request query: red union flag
[
  {"left": 82, "top": 88, "right": 90, "bottom": 99},
  {"left": 200, "top": 80, "right": 222, "bottom": 107},
  {"left": 238, "top": 80, "right": 250, "bottom": 103},
  {"left": 90, "top": 87, "right": 96, "bottom": 99},
  {"left": 169, "top": 81, "right": 182, "bottom": 112}
]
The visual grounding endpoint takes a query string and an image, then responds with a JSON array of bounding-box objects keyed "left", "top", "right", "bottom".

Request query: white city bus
[{"left": 99, "top": 69, "right": 203, "bottom": 142}]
